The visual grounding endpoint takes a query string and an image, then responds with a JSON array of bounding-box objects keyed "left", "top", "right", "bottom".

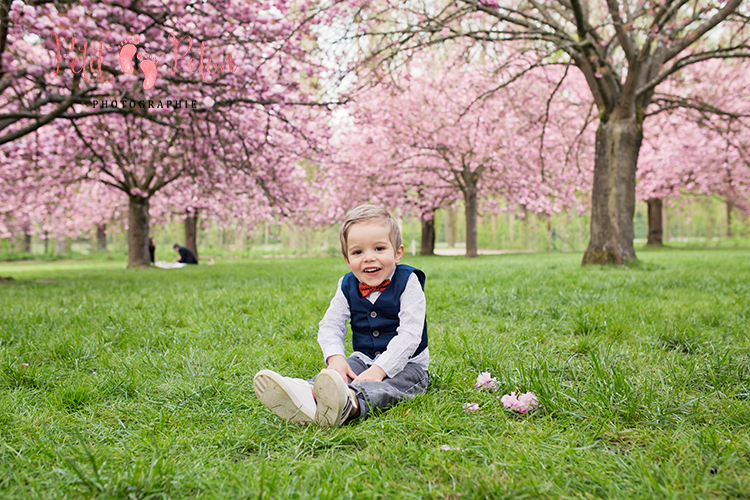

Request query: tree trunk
[
  {"left": 646, "top": 199, "right": 663, "bottom": 246},
  {"left": 521, "top": 208, "right": 530, "bottom": 250},
  {"left": 727, "top": 200, "right": 734, "bottom": 238},
  {"left": 420, "top": 216, "right": 435, "bottom": 255},
  {"left": 464, "top": 185, "right": 478, "bottom": 258},
  {"left": 445, "top": 207, "right": 456, "bottom": 247},
  {"left": 582, "top": 112, "right": 642, "bottom": 265},
  {"left": 22, "top": 233, "right": 31, "bottom": 253},
  {"left": 43, "top": 231, "right": 49, "bottom": 254},
  {"left": 54, "top": 238, "right": 69, "bottom": 255},
  {"left": 127, "top": 196, "right": 151, "bottom": 268},
  {"left": 491, "top": 214, "right": 498, "bottom": 247},
  {"left": 96, "top": 224, "right": 107, "bottom": 251},
  {"left": 546, "top": 220, "right": 553, "bottom": 251},
  {"left": 185, "top": 209, "right": 199, "bottom": 261}
]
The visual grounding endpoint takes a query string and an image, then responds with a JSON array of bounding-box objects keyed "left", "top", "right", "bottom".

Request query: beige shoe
[
  {"left": 253, "top": 370, "right": 316, "bottom": 425},
  {"left": 314, "top": 369, "right": 358, "bottom": 427}
]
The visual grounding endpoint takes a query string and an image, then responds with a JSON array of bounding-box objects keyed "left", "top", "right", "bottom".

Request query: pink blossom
[
  {"left": 462, "top": 402, "right": 480, "bottom": 412},
  {"left": 475, "top": 371, "right": 497, "bottom": 390},
  {"left": 441, "top": 444, "right": 462, "bottom": 451},
  {"left": 501, "top": 391, "right": 538, "bottom": 413}
]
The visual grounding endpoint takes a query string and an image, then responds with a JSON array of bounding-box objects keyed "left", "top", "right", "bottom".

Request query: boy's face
[{"left": 345, "top": 221, "right": 404, "bottom": 287}]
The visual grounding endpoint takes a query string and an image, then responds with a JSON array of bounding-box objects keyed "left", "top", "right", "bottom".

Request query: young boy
[{"left": 253, "top": 205, "right": 429, "bottom": 426}]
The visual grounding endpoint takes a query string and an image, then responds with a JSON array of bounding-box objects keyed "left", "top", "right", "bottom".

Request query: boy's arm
[
  {"left": 355, "top": 273, "right": 425, "bottom": 381},
  {"left": 318, "top": 278, "right": 357, "bottom": 381}
]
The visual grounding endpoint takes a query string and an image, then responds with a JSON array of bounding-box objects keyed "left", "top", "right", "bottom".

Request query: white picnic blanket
[{"left": 154, "top": 261, "right": 187, "bottom": 269}]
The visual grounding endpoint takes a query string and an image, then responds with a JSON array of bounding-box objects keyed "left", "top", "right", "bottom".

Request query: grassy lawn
[{"left": 1, "top": 249, "right": 749, "bottom": 499}]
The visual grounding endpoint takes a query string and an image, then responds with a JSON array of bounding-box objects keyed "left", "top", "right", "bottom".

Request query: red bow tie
[{"left": 359, "top": 279, "right": 390, "bottom": 297}]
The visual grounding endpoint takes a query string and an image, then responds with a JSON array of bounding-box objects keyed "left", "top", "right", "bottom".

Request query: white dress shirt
[{"left": 317, "top": 270, "right": 430, "bottom": 378}]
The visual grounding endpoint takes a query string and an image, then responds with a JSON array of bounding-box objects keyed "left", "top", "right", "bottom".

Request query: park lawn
[{"left": 0, "top": 249, "right": 749, "bottom": 499}]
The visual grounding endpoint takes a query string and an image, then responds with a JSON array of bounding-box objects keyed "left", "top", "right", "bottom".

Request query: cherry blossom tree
[
  {"left": 329, "top": 47, "right": 593, "bottom": 257},
  {"left": 638, "top": 58, "right": 750, "bottom": 244},
  {"left": 2, "top": 0, "right": 335, "bottom": 266},
  {"left": 638, "top": 119, "right": 750, "bottom": 244},
  {"left": 0, "top": 123, "right": 128, "bottom": 254},
  {"left": 153, "top": 142, "right": 324, "bottom": 261},
  {"left": 324, "top": 99, "right": 461, "bottom": 255},
  {"left": 332, "top": 0, "right": 750, "bottom": 264}
]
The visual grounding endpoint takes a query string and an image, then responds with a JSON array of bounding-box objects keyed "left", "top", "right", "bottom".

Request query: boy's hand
[
  {"left": 326, "top": 355, "right": 357, "bottom": 383},
  {"left": 353, "top": 364, "right": 386, "bottom": 383}
]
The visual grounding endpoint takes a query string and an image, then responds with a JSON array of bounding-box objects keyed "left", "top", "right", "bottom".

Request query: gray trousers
[{"left": 310, "top": 355, "right": 429, "bottom": 422}]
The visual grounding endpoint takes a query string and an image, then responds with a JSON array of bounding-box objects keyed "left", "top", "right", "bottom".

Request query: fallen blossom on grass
[
  {"left": 440, "top": 444, "right": 462, "bottom": 451},
  {"left": 500, "top": 391, "right": 539, "bottom": 413},
  {"left": 474, "top": 371, "right": 497, "bottom": 390},
  {"left": 462, "top": 402, "right": 480, "bottom": 412}
]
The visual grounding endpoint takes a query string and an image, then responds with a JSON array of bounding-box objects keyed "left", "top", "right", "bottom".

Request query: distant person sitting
[
  {"left": 148, "top": 237, "right": 156, "bottom": 263},
  {"left": 173, "top": 244, "right": 198, "bottom": 264}
]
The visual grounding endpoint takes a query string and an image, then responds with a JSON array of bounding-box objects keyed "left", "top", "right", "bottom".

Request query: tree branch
[
  {"left": 637, "top": 47, "right": 750, "bottom": 98},
  {"left": 662, "top": 0, "right": 744, "bottom": 64},
  {"left": 605, "top": 0, "right": 636, "bottom": 62}
]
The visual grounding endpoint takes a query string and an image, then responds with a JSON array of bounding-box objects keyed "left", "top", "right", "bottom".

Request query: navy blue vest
[{"left": 341, "top": 264, "right": 428, "bottom": 359}]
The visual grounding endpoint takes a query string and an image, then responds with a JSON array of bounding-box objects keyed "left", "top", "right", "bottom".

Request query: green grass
[{"left": 0, "top": 249, "right": 749, "bottom": 499}]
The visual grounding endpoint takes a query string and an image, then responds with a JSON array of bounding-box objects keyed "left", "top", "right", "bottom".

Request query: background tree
[
  {"left": 638, "top": 115, "right": 750, "bottom": 244},
  {"left": 335, "top": 0, "right": 750, "bottom": 264},
  {"left": 331, "top": 47, "right": 593, "bottom": 257},
  {"left": 4, "top": 0, "right": 334, "bottom": 266},
  {"left": 638, "top": 57, "right": 750, "bottom": 244},
  {"left": 326, "top": 94, "right": 461, "bottom": 255}
]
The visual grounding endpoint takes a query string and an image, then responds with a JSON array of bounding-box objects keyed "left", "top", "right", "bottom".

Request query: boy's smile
[{"left": 345, "top": 221, "right": 404, "bottom": 288}]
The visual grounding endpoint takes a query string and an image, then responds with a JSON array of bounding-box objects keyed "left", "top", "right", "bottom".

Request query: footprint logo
[
  {"left": 118, "top": 38, "right": 139, "bottom": 74},
  {"left": 137, "top": 53, "right": 159, "bottom": 90}
]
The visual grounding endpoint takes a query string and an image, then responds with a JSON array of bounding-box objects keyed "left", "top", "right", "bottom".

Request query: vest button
[
  {"left": 373, "top": 330, "right": 379, "bottom": 337},
  {"left": 370, "top": 311, "right": 377, "bottom": 318}
]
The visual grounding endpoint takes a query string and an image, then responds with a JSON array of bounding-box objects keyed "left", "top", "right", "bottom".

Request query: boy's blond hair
[{"left": 340, "top": 205, "right": 402, "bottom": 260}]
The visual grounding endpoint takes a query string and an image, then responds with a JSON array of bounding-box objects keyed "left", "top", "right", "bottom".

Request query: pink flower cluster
[
  {"left": 474, "top": 371, "right": 497, "bottom": 390},
  {"left": 465, "top": 372, "right": 539, "bottom": 414},
  {"left": 462, "top": 402, "right": 479, "bottom": 412},
  {"left": 500, "top": 391, "right": 539, "bottom": 413}
]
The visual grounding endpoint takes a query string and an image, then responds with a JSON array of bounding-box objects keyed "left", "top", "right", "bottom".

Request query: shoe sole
[
  {"left": 253, "top": 370, "right": 314, "bottom": 425},
  {"left": 313, "top": 369, "right": 349, "bottom": 427}
]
